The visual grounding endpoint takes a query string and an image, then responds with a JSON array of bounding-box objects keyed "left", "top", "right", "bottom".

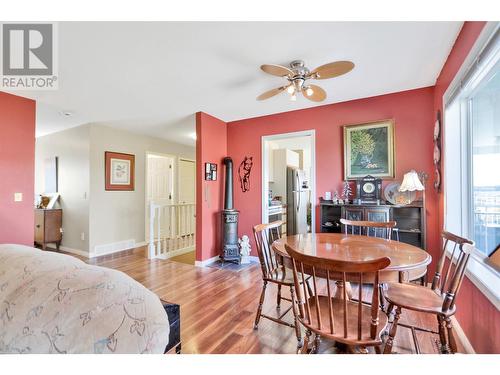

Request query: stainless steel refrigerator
[{"left": 286, "top": 167, "right": 309, "bottom": 235}]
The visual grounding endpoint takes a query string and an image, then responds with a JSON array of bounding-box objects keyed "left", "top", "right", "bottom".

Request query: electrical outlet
[
  {"left": 14, "top": 193, "right": 23, "bottom": 202},
  {"left": 81, "top": 232, "right": 85, "bottom": 241}
]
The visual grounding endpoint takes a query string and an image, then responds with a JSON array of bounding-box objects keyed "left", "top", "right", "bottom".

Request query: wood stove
[{"left": 221, "top": 157, "right": 241, "bottom": 264}]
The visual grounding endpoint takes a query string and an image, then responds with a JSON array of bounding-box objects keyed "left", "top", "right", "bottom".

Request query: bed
[{"left": 0, "top": 244, "right": 180, "bottom": 354}]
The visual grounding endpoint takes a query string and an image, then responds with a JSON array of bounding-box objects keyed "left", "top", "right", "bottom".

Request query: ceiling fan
[{"left": 257, "top": 59, "right": 354, "bottom": 102}]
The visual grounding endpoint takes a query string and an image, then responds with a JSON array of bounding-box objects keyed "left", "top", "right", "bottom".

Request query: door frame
[{"left": 261, "top": 130, "right": 316, "bottom": 231}]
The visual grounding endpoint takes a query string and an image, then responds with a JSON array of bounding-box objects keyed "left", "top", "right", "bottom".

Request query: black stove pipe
[{"left": 223, "top": 157, "right": 234, "bottom": 210}]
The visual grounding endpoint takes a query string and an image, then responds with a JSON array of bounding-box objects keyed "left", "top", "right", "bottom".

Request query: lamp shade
[{"left": 399, "top": 170, "right": 425, "bottom": 192}]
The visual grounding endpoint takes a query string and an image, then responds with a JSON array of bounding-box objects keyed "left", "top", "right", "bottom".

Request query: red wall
[
  {"left": 227, "top": 87, "right": 438, "bottom": 258},
  {"left": 195, "top": 112, "right": 227, "bottom": 261},
  {"left": 0, "top": 92, "right": 36, "bottom": 245},
  {"left": 433, "top": 21, "right": 499, "bottom": 354}
]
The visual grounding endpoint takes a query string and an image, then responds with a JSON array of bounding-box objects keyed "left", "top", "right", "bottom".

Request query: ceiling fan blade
[
  {"left": 257, "top": 85, "right": 288, "bottom": 100},
  {"left": 302, "top": 84, "right": 326, "bottom": 102},
  {"left": 260, "top": 64, "right": 294, "bottom": 77},
  {"left": 310, "top": 61, "right": 354, "bottom": 80}
]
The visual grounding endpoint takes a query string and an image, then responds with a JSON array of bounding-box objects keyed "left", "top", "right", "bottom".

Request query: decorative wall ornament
[
  {"left": 238, "top": 156, "right": 253, "bottom": 192},
  {"left": 105, "top": 151, "right": 135, "bottom": 191},
  {"left": 433, "top": 111, "right": 442, "bottom": 192},
  {"left": 343, "top": 119, "right": 395, "bottom": 179}
]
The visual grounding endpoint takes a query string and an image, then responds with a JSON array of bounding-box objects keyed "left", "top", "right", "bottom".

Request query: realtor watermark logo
[{"left": 1, "top": 22, "right": 58, "bottom": 90}]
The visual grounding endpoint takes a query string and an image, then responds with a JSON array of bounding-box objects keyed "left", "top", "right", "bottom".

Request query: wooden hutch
[{"left": 319, "top": 198, "right": 426, "bottom": 249}]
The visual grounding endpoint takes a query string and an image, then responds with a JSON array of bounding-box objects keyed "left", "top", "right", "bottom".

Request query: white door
[
  {"left": 178, "top": 159, "right": 196, "bottom": 204},
  {"left": 147, "top": 154, "right": 174, "bottom": 204},
  {"left": 146, "top": 153, "right": 174, "bottom": 242}
]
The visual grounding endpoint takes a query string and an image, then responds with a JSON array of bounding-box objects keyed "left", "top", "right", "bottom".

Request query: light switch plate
[{"left": 14, "top": 193, "right": 23, "bottom": 202}]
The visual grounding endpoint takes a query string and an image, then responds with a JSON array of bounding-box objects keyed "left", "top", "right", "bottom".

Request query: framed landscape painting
[
  {"left": 343, "top": 119, "right": 395, "bottom": 179},
  {"left": 105, "top": 151, "right": 135, "bottom": 191}
]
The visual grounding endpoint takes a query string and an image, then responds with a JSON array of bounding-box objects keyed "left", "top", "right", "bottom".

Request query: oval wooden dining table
[{"left": 272, "top": 233, "right": 432, "bottom": 298}]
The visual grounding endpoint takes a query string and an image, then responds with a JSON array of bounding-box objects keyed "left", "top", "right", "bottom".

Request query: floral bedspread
[{"left": 0, "top": 244, "right": 169, "bottom": 354}]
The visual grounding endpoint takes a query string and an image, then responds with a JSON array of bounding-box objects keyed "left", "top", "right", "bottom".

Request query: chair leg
[
  {"left": 254, "top": 281, "right": 267, "bottom": 329},
  {"left": 437, "top": 315, "right": 448, "bottom": 353},
  {"left": 313, "top": 334, "right": 321, "bottom": 354},
  {"left": 383, "top": 306, "right": 402, "bottom": 354},
  {"left": 276, "top": 284, "right": 282, "bottom": 309},
  {"left": 445, "top": 317, "right": 457, "bottom": 354},
  {"left": 375, "top": 345, "right": 382, "bottom": 354},
  {"left": 289, "top": 285, "right": 302, "bottom": 347},
  {"left": 379, "top": 283, "right": 386, "bottom": 311},
  {"left": 300, "top": 330, "right": 312, "bottom": 354},
  {"left": 386, "top": 303, "right": 394, "bottom": 319}
]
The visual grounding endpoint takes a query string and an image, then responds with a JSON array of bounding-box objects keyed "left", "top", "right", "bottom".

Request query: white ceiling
[{"left": 9, "top": 22, "right": 463, "bottom": 145}]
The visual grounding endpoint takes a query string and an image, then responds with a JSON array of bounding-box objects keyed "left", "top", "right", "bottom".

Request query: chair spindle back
[
  {"left": 431, "top": 231, "right": 474, "bottom": 312},
  {"left": 340, "top": 218, "right": 398, "bottom": 240},
  {"left": 253, "top": 221, "right": 283, "bottom": 279}
]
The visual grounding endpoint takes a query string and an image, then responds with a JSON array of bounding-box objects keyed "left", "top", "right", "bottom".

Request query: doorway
[
  {"left": 145, "top": 152, "right": 196, "bottom": 264},
  {"left": 261, "top": 130, "right": 316, "bottom": 235}
]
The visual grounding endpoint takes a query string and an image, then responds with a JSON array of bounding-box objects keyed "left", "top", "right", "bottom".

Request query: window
[
  {"left": 470, "top": 69, "right": 500, "bottom": 255},
  {"left": 444, "top": 25, "right": 500, "bottom": 307}
]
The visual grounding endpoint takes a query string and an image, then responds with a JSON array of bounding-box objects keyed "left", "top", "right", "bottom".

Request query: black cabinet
[
  {"left": 319, "top": 199, "right": 426, "bottom": 250},
  {"left": 320, "top": 204, "right": 342, "bottom": 233}
]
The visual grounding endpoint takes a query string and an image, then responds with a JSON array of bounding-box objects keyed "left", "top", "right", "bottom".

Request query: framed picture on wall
[
  {"left": 105, "top": 151, "right": 135, "bottom": 191},
  {"left": 205, "top": 162, "right": 217, "bottom": 181},
  {"left": 343, "top": 119, "right": 395, "bottom": 180}
]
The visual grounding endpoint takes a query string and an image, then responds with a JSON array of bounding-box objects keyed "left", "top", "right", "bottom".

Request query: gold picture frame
[{"left": 343, "top": 119, "right": 395, "bottom": 180}]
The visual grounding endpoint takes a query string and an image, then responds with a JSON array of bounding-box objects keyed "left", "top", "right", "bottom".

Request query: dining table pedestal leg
[{"left": 334, "top": 280, "right": 353, "bottom": 300}]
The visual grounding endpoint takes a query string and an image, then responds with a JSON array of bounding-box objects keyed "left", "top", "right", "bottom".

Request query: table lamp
[{"left": 399, "top": 170, "right": 425, "bottom": 200}]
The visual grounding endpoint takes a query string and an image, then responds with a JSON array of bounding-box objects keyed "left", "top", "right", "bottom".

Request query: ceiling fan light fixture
[{"left": 258, "top": 59, "right": 354, "bottom": 103}]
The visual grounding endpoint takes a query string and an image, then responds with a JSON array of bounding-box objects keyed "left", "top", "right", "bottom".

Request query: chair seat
[
  {"left": 264, "top": 267, "right": 296, "bottom": 285},
  {"left": 384, "top": 282, "right": 454, "bottom": 315},
  {"left": 302, "top": 295, "right": 389, "bottom": 346}
]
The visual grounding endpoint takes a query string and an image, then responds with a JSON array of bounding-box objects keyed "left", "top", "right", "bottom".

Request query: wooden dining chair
[
  {"left": 253, "top": 221, "right": 303, "bottom": 347},
  {"left": 340, "top": 218, "right": 401, "bottom": 309},
  {"left": 340, "top": 218, "right": 398, "bottom": 241},
  {"left": 383, "top": 231, "right": 474, "bottom": 354},
  {"left": 285, "top": 243, "right": 391, "bottom": 354}
]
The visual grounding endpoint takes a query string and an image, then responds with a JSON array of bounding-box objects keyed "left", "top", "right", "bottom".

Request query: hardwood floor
[
  {"left": 75, "top": 246, "right": 465, "bottom": 354},
  {"left": 168, "top": 250, "right": 195, "bottom": 265}
]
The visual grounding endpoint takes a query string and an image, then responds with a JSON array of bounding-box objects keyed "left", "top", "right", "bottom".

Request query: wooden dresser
[{"left": 34, "top": 208, "right": 63, "bottom": 250}]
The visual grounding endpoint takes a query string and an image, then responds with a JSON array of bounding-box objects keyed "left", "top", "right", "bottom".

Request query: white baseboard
[
  {"left": 157, "top": 246, "right": 195, "bottom": 260},
  {"left": 59, "top": 246, "right": 90, "bottom": 258},
  {"left": 92, "top": 239, "right": 142, "bottom": 258},
  {"left": 194, "top": 255, "right": 259, "bottom": 267},
  {"left": 451, "top": 316, "right": 475, "bottom": 354},
  {"left": 195, "top": 254, "right": 220, "bottom": 267}
]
